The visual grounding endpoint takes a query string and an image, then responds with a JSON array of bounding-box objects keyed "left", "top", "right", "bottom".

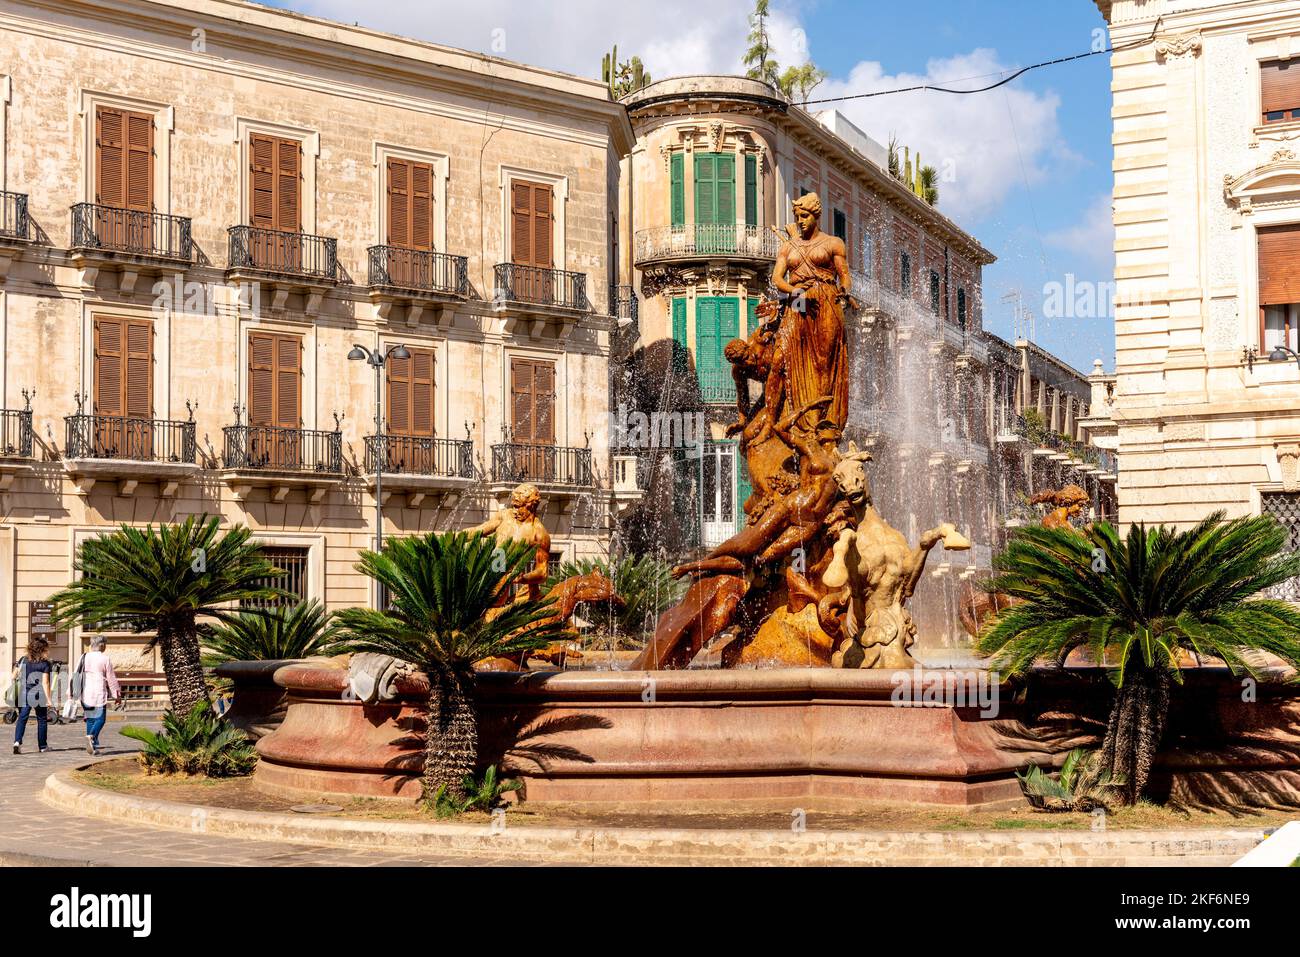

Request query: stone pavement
[{"left": 0, "top": 718, "right": 519, "bottom": 867}]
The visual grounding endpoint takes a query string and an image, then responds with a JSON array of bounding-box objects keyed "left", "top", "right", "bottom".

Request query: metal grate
[
  {"left": 243, "top": 545, "right": 310, "bottom": 609},
  {"left": 1262, "top": 492, "right": 1300, "bottom": 601}
]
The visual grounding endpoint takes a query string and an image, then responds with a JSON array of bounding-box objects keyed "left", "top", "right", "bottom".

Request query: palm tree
[
  {"left": 49, "top": 515, "right": 283, "bottom": 714},
  {"left": 201, "top": 599, "right": 346, "bottom": 667},
  {"left": 742, "top": 0, "right": 780, "bottom": 88},
  {"left": 918, "top": 165, "right": 940, "bottom": 206},
  {"left": 978, "top": 513, "right": 1300, "bottom": 804},
  {"left": 334, "top": 532, "right": 568, "bottom": 803}
]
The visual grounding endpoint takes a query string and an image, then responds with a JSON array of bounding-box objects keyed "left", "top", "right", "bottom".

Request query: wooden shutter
[
  {"left": 410, "top": 163, "right": 433, "bottom": 250},
  {"left": 672, "top": 297, "right": 687, "bottom": 345},
  {"left": 694, "top": 154, "right": 716, "bottom": 225},
  {"left": 1260, "top": 226, "right": 1300, "bottom": 306},
  {"left": 510, "top": 357, "right": 534, "bottom": 441},
  {"left": 247, "top": 333, "right": 275, "bottom": 426},
  {"left": 96, "top": 106, "right": 152, "bottom": 211},
  {"left": 670, "top": 152, "right": 685, "bottom": 227},
  {"left": 510, "top": 358, "right": 555, "bottom": 445},
  {"left": 746, "top": 297, "right": 758, "bottom": 336},
  {"left": 247, "top": 332, "right": 300, "bottom": 427},
  {"left": 696, "top": 297, "right": 720, "bottom": 378},
  {"left": 249, "top": 135, "right": 300, "bottom": 231},
  {"left": 386, "top": 347, "right": 435, "bottom": 437},
  {"left": 93, "top": 317, "right": 151, "bottom": 416},
  {"left": 510, "top": 180, "right": 553, "bottom": 268},
  {"left": 125, "top": 112, "right": 153, "bottom": 212},
  {"left": 532, "top": 186, "right": 552, "bottom": 269},
  {"left": 744, "top": 153, "right": 757, "bottom": 226},
  {"left": 715, "top": 154, "right": 735, "bottom": 226},
  {"left": 1262, "top": 60, "right": 1300, "bottom": 123},
  {"left": 387, "top": 158, "right": 409, "bottom": 248},
  {"left": 275, "top": 335, "right": 299, "bottom": 428}
]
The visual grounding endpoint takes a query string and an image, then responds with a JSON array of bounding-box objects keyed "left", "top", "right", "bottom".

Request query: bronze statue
[{"left": 469, "top": 483, "right": 550, "bottom": 602}]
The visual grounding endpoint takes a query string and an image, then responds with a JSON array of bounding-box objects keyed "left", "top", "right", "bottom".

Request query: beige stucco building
[
  {"left": 0, "top": 0, "right": 638, "bottom": 681},
  {"left": 1094, "top": 0, "right": 1300, "bottom": 539}
]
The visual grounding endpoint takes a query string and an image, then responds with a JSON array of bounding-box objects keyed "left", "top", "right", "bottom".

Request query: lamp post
[
  {"left": 1269, "top": 344, "right": 1300, "bottom": 373},
  {"left": 348, "top": 342, "right": 411, "bottom": 555}
]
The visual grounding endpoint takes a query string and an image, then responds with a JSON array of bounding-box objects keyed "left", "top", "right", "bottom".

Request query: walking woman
[
  {"left": 77, "top": 636, "right": 121, "bottom": 755},
  {"left": 11, "top": 637, "right": 52, "bottom": 753}
]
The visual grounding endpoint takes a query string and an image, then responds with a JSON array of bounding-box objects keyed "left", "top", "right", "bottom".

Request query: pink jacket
[{"left": 78, "top": 651, "right": 121, "bottom": 708}]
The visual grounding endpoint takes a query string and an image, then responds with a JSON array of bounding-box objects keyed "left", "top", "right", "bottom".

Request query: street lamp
[
  {"left": 1269, "top": 344, "right": 1300, "bottom": 373},
  {"left": 348, "top": 342, "right": 411, "bottom": 555}
]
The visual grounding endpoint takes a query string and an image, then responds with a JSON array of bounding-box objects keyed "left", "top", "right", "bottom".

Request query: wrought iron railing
[
  {"left": 228, "top": 226, "right": 337, "bottom": 281},
  {"left": 634, "top": 224, "right": 782, "bottom": 263},
  {"left": 491, "top": 442, "right": 592, "bottom": 486},
  {"left": 65, "top": 414, "right": 196, "bottom": 463},
  {"left": 71, "top": 203, "right": 192, "bottom": 261},
  {"left": 222, "top": 424, "right": 342, "bottom": 473},
  {"left": 609, "top": 283, "right": 639, "bottom": 322},
  {"left": 364, "top": 434, "right": 473, "bottom": 478},
  {"left": 367, "top": 246, "right": 469, "bottom": 296},
  {"left": 697, "top": 366, "right": 737, "bottom": 404},
  {"left": 0, "top": 407, "right": 33, "bottom": 457},
  {"left": 0, "top": 192, "right": 29, "bottom": 241},
  {"left": 494, "top": 263, "right": 588, "bottom": 310}
]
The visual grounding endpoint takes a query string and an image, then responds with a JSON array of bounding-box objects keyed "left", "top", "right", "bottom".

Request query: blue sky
[{"left": 260, "top": 0, "right": 1115, "bottom": 373}]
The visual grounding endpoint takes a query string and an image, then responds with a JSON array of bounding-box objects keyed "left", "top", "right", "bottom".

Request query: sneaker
[
  {"left": 11, "top": 743, "right": 18, "bottom": 754},
  {"left": 39, "top": 747, "right": 49, "bottom": 753},
  {"left": 86, "top": 737, "right": 95, "bottom": 755}
]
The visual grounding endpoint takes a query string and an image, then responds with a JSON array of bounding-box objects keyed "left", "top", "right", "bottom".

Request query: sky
[{"left": 259, "top": 0, "right": 1116, "bottom": 374}]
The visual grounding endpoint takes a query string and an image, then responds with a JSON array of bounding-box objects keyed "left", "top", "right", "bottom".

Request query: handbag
[
  {"left": 4, "top": 657, "right": 25, "bottom": 709},
  {"left": 61, "top": 654, "right": 86, "bottom": 721}
]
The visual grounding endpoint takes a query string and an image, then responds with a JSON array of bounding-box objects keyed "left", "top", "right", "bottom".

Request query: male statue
[{"left": 469, "top": 482, "right": 551, "bottom": 601}]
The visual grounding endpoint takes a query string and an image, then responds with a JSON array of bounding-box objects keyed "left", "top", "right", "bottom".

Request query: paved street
[{"left": 0, "top": 717, "right": 514, "bottom": 867}]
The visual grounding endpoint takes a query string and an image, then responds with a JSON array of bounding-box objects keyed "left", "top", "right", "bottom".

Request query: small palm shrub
[
  {"left": 432, "top": 765, "right": 522, "bottom": 818},
  {"left": 121, "top": 702, "right": 258, "bottom": 777},
  {"left": 1018, "top": 748, "right": 1124, "bottom": 812},
  {"left": 544, "top": 555, "right": 685, "bottom": 647},
  {"left": 201, "top": 600, "right": 346, "bottom": 667}
]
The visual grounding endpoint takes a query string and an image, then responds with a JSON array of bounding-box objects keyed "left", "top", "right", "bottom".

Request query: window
[
  {"left": 695, "top": 153, "right": 736, "bottom": 253},
  {"left": 510, "top": 180, "right": 553, "bottom": 269},
  {"left": 671, "top": 297, "right": 688, "bottom": 375},
  {"left": 249, "top": 134, "right": 301, "bottom": 232},
  {"left": 386, "top": 158, "right": 434, "bottom": 251},
  {"left": 385, "top": 346, "right": 435, "bottom": 438},
  {"left": 1262, "top": 60, "right": 1300, "bottom": 125},
  {"left": 700, "top": 442, "right": 736, "bottom": 549},
  {"left": 832, "top": 208, "right": 847, "bottom": 243},
  {"left": 95, "top": 106, "right": 152, "bottom": 212},
  {"left": 670, "top": 152, "right": 685, "bottom": 228},
  {"left": 243, "top": 545, "right": 310, "bottom": 610},
  {"left": 94, "top": 317, "right": 152, "bottom": 420},
  {"left": 744, "top": 153, "right": 758, "bottom": 226},
  {"left": 900, "top": 252, "right": 911, "bottom": 294},
  {"left": 859, "top": 233, "right": 874, "bottom": 278},
  {"left": 695, "top": 297, "right": 740, "bottom": 401},
  {"left": 510, "top": 358, "right": 556, "bottom": 446},
  {"left": 1259, "top": 225, "right": 1300, "bottom": 350},
  {"left": 957, "top": 288, "right": 968, "bottom": 331},
  {"left": 1261, "top": 492, "right": 1300, "bottom": 601},
  {"left": 246, "top": 332, "right": 301, "bottom": 468},
  {"left": 929, "top": 270, "right": 941, "bottom": 314}
]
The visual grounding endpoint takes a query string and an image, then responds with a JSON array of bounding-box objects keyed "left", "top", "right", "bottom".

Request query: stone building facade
[
  {"left": 1093, "top": 0, "right": 1300, "bottom": 536},
  {"left": 0, "top": 0, "right": 637, "bottom": 679}
]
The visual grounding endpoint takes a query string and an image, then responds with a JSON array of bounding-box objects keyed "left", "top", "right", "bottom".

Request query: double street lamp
[{"left": 348, "top": 342, "right": 410, "bottom": 553}]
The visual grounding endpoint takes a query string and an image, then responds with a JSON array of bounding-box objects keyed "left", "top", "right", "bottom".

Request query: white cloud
[{"left": 1045, "top": 192, "right": 1115, "bottom": 277}]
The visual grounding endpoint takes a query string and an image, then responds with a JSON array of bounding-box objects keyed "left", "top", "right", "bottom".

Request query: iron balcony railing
[
  {"left": 0, "top": 192, "right": 29, "bottom": 241},
  {"left": 697, "top": 366, "right": 737, "bottom": 405},
  {"left": 367, "top": 246, "right": 469, "bottom": 296},
  {"left": 222, "top": 424, "right": 342, "bottom": 474},
  {"left": 0, "top": 407, "right": 34, "bottom": 457},
  {"left": 491, "top": 442, "right": 592, "bottom": 486},
  {"left": 494, "top": 263, "right": 588, "bottom": 310},
  {"left": 71, "top": 203, "right": 192, "bottom": 261},
  {"left": 65, "top": 414, "right": 196, "bottom": 463},
  {"left": 228, "top": 225, "right": 337, "bottom": 281},
  {"left": 609, "top": 283, "right": 639, "bottom": 323},
  {"left": 634, "top": 224, "right": 782, "bottom": 264},
  {"left": 364, "top": 434, "right": 474, "bottom": 478}
]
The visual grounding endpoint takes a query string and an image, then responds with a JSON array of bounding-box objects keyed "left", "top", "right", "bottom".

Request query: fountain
[{"left": 251, "top": 195, "right": 1300, "bottom": 808}]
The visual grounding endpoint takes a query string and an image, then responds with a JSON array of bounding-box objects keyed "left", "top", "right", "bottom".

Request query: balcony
[
  {"left": 610, "top": 283, "right": 639, "bottom": 326},
  {"left": 0, "top": 191, "right": 29, "bottom": 243},
  {"left": 363, "top": 434, "right": 475, "bottom": 508},
  {"left": 493, "top": 264, "right": 589, "bottom": 335},
  {"left": 220, "top": 423, "right": 343, "bottom": 503},
  {"left": 63, "top": 412, "right": 198, "bottom": 496},
  {"left": 227, "top": 226, "right": 337, "bottom": 313},
  {"left": 634, "top": 224, "right": 781, "bottom": 267},
  {"left": 368, "top": 246, "right": 469, "bottom": 326},
  {"left": 491, "top": 442, "right": 593, "bottom": 497},
  {"left": 0, "top": 404, "right": 34, "bottom": 490},
  {"left": 68, "top": 204, "right": 192, "bottom": 294},
  {"left": 697, "top": 367, "right": 737, "bottom": 405}
]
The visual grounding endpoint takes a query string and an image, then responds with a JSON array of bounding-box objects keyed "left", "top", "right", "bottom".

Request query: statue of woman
[{"left": 766, "top": 193, "right": 851, "bottom": 438}]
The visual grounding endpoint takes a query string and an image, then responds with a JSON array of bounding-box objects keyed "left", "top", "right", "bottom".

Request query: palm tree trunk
[
  {"left": 422, "top": 666, "right": 479, "bottom": 803},
  {"left": 158, "top": 616, "right": 209, "bottom": 715},
  {"left": 1099, "top": 665, "right": 1172, "bottom": 804}
]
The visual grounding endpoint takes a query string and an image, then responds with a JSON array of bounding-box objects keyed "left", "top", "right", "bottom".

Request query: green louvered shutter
[
  {"left": 696, "top": 296, "right": 720, "bottom": 399},
  {"left": 670, "top": 152, "right": 685, "bottom": 228},
  {"left": 746, "top": 297, "right": 758, "bottom": 336},
  {"left": 671, "top": 296, "right": 688, "bottom": 376},
  {"left": 744, "top": 153, "right": 757, "bottom": 226},
  {"left": 736, "top": 452, "right": 753, "bottom": 529},
  {"left": 695, "top": 153, "right": 736, "bottom": 253},
  {"left": 720, "top": 296, "right": 740, "bottom": 345}
]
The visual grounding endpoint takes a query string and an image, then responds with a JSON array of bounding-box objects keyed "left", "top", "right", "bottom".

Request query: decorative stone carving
[
  {"left": 1277, "top": 443, "right": 1300, "bottom": 493},
  {"left": 707, "top": 120, "right": 724, "bottom": 153},
  {"left": 1155, "top": 32, "right": 1203, "bottom": 61}
]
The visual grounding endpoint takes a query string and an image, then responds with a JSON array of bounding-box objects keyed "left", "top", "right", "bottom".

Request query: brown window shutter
[
  {"left": 249, "top": 134, "right": 276, "bottom": 229},
  {"left": 275, "top": 334, "right": 300, "bottom": 427},
  {"left": 511, "top": 182, "right": 533, "bottom": 265},
  {"left": 533, "top": 360, "right": 555, "bottom": 444},
  {"left": 532, "top": 184, "right": 553, "bottom": 269},
  {"left": 1259, "top": 226, "right": 1300, "bottom": 305},
  {"left": 386, "top": 158, "right": 410, "bottom": 248},
  {"left": 93, "top": 318, "right": 124, "bottom": 416},
  {"left": 410, "top": 348, "right": 435, "bottom": 436},
  {"left": 410, "top": 163, "right": 434, "bottom": 251},
  {"left": 276, "top": 137, "right": 301, "bottom": 233},
  {"left": 125, "top": 111, "right": 153, "bottom": 212},
  {"left": 95, "top": 107, "right": 126, "bottom": 209},
  {"left": 247, "top": 333, "right": 275, "bottom": 426},
  {"left": 124, "top": 320, "right": 152, "bottom": 418},
  {"left": 510, "top": 357, "right": 534, "bottom": 440},
  {"left": 386, "top": 350, "right": 411, "bottom": 435},
  {"left": 1262, "top": 60, "right": 1300, "bottom": 123}
]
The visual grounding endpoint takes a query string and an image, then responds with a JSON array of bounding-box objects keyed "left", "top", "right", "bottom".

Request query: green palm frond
[
  {"left": 201, "top": 599, "right": 347, "bottom": 666},
  {"left": 121, "top": 702, "right": 256, "bottom": 777},
  {"left": 544, "top": 554, "right": 685, "bottom": 640},
  {"left": 978, "top": 512, "right": 1300, "bottom": 686}
]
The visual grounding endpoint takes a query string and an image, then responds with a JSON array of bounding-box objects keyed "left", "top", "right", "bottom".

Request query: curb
[{"left": 41, "top": 767, "right": 1275, "bottom": 866}]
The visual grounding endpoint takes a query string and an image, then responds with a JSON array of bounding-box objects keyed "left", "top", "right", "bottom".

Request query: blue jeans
[
  {"left": 14, "top": 705, "right": 48, "bottom": 750},
  {"left": 84, "top": 706, "right": 106, "bottom": 747}
]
